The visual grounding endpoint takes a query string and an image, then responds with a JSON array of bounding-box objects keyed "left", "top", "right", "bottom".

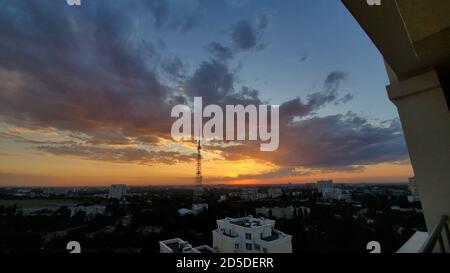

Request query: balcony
[{"left": 398, "top": 215, "right": 450, "bottom": 253}]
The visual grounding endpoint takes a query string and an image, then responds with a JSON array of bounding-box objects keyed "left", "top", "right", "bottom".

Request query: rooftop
[
  {"left": 194, "top": 245, "right": 216, "bottom": 253},
  {"left": 221, "top": 216, "right": 275, "bottom": 228},
  {"left": 160, "top": 238, "right": 192, "bottom": 253},
  {"left": 166, "top": 242, "right": 184, "bottom": 253}
]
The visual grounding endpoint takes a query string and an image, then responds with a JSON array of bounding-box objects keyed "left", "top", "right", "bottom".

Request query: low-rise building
[
  {"left": 192, "top": 203, "right": 208, "bottom": 214},
  {"left": 256, "top": 206, "right": 310, "bottom": 220},
  {"left": 218, "top": 195, "right": 227, "bottom": 202},
  {"left": 178, "top": 208, "right": 193, "bottom": 216},
  {"left": 136, "top": 226, "right": 163, "bottom": 235},
  {"left": 240, "top": 188, "right": 259, "bottom": 201},
  {"left": 159, "top": 238, "right": 215, "bottom": 253},
  {"left": 70, "top": 205, "right": 106, "bottom": 220},
  {"left": 321, "top": 188, "right": 351, "bottom": 202}
]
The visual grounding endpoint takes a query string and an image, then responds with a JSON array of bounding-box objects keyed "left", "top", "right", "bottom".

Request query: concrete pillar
[{"left": 386, "top": 68, "right": 450, "bottom": 232}]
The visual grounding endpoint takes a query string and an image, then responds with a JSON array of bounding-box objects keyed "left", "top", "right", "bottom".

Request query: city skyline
[{"left": 0, "top": 0, "right": 413, "bottom": 186}]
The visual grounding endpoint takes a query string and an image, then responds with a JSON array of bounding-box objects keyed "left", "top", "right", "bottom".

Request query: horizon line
[{"left": 0, "top": 181, "right": 410, "bottom": 188}]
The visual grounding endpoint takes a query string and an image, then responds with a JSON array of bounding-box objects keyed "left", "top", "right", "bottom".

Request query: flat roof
[
  {"left": 221, "top": 216, "right": 275, "bottom": 228},
  {"left": 160, "top": 238, "right": 190, "bottom": 253}
]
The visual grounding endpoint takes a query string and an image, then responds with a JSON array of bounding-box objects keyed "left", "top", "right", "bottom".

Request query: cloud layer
[{"left": 0, "top": 0, "right": 410, "bottom": 180}]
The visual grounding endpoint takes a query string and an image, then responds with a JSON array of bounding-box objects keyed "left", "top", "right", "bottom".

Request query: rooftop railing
[{"left": 419, "top": 215, "right": 450, "bottom": 253}]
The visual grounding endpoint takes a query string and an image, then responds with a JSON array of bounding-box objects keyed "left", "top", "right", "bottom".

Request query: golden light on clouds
[{"left": 0, "top": 142, "right": 413, "bottom": 187}]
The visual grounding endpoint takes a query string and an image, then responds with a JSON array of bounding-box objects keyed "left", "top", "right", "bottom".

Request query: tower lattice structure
[{"left": 194, "top": 138, "right": 203, "bottom": 202}]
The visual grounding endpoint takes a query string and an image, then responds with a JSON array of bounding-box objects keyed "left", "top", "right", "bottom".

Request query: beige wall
[{"left": 387, "top": 69, "right": 450, "bottom": 232}]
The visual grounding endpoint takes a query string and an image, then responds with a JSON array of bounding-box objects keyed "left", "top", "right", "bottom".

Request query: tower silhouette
[{"left": 194, "top": 137, "right": 203, "bottom": 202}]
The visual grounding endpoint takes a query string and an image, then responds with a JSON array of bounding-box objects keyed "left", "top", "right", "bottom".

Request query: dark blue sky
[{"left": 130, "top": 0, "right": 395, "bottom": 120}]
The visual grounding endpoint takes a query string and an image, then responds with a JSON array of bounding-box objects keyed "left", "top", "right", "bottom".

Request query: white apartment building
[
  {"left": 212, "top": 216, "right": 292, "bottom": 253},
  {"left": 159, "top": 238, "right": 215, "bottom": 253},
  {"left": 108, "top": 184, "right": 127, "bottom": 200},
  {"left": 317, "top": 180, "right": 334, "bottom": 193}
]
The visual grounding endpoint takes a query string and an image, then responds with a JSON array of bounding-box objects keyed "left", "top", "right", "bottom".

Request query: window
[
  {"left": 246, "top": 243, "right": 252, "bottom": 250},
  {"left": 245, "top": 233, "right": 252, "bottom": 240},
  {"left": 254, "top": 244, "right": 261, "bottom": 251},
  {"left": 235, "top": 243, "right": 239, "bottom": 249}
]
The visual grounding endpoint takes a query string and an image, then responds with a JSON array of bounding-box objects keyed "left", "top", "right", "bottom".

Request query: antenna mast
[{"left": 194, "top": 134, "right": 203, "bottom": 202}]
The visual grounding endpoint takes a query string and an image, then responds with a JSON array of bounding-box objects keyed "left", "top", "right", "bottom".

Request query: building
[
  {"left": 212, "top": 216, "right": 292, "bottom": 253},
  {"left": 159, "top": 238, "right": 215, "bottom": 253},
  {"left": 136, "top": 226, "right": 163, "bottom": 235},
  {"left": 218, "top": 194, "right": 227, "bottom": 202},
  {"left": 70, "top": 205, "right": 106, "bottom": 220},
  {"left": 321, "top": 188, "right": 351, "bottom": 202},
  {"left": 408, "top": 177, "right": 419, "bottom": 196},
  {"left": 160, "top": 238, "right": 195, "bottom": 253},
  {"left": 108, "top": 184, "right": 127, "bottom": 200},
  {"left": 267, "top": 188, "right": 283, "bottom": 199},
  {"left": 239, "top": 188, "right": 259, "bottom": 201},
  {"left": 119, "top": 214, "right": 133, "bottom": 226},
  {"left": 316, "top": 180, "right": 334, "bottom": 193},
  {"left": 407, "top": 177, "right": 420, "bottom": 203},
  {"left": 239, "top": 188, "right": 273, "bottom": 201},
  {"left": 178, "top": 208, "right": 193, "bottom": 216},
  {"left": 192, "top": 203, "right": 208, "bottom": 214},
  {"left": 408, "top": 195, "right": 421, "bottom": 203},
  {"left": 256, "top": 206, "right": 310, "bottom": 220}
]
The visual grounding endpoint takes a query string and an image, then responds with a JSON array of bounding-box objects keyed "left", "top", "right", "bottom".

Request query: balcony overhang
[{"left": 342, "top": 0, "right": 450, "bottom": 80}]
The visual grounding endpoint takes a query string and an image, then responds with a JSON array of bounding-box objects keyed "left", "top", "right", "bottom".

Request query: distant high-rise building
[
  {"left": 212, "top": 216, "right": 292, "bottom": 253},
  {"left": 408, "top": 177, "right": 419, "bottom": 196},
  {"left": 108, "top": 184, "right": 127, "bottom": 200},
  {"left": 317, "top": 180, "right": 334, "bottom": 193}
]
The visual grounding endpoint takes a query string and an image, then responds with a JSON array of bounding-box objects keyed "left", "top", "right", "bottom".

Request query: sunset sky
[{"left": 0, "top": 0, "right": 413, "bottom": 186}]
